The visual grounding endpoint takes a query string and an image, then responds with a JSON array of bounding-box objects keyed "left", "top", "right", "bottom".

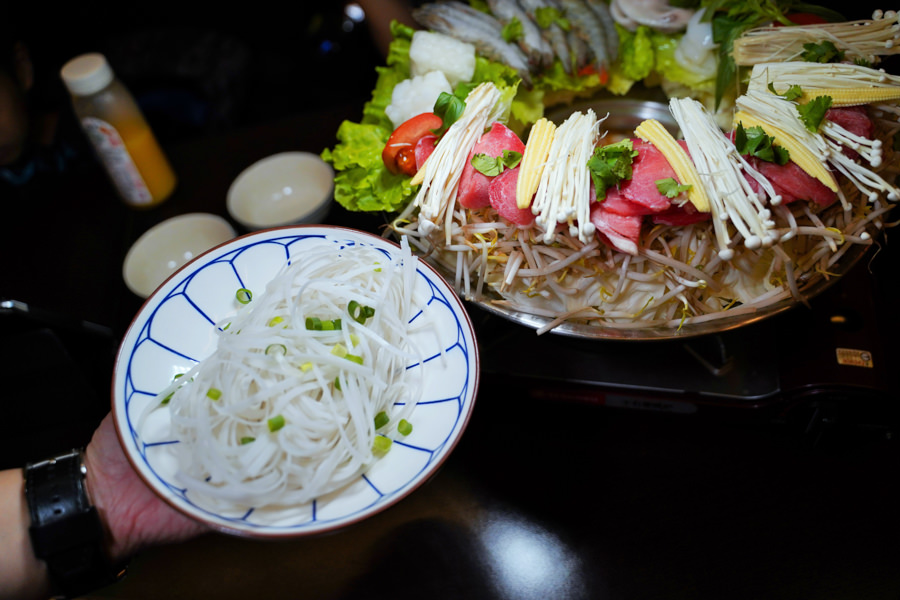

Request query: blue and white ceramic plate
[{"left": 112, "top": 225, "right": 480, "bottom": 538}]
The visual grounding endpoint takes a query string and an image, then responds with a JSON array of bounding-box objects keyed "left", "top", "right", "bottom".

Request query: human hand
[{"left": 83, "top": 413, "right": 209, "bottom": 562}]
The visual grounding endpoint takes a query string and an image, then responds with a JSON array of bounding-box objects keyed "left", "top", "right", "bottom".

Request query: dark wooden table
[{"left": 2, "top": 103, "right": 899, "bottom": 600}]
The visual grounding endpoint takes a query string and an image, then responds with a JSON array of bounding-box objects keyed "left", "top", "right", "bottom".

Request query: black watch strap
[{"left": 24, "top": 448, "right": 126, "bottom": 599}]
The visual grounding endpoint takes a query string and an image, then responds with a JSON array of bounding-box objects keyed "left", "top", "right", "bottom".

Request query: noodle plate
[{"left": 140, "top": 238, "right": 424, "bottom": 508}]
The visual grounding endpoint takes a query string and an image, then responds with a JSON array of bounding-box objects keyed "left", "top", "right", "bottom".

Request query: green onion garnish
[
  {"left": 331, "top": 343, "right": 348, "bottom": 358},
  {"left": 373, "top": 435, "right": 392, "bottom": 454},
  {"left": 236, "top": 288, "right": 252, "bottom": 304},
  {"left": 267, "top": 415, "right": 285, "bottom": 432},
  {"left": 345, "top": 353, "right": 364, "bottom": 365},
  {"left": 306, "top": 316, "right": 342, "bottom": 330},
  {"left": 348, "top": 300, "right": 375, "bottom": 324},
  {"left": 206, "top": 388, "right": 222, "bottom": 401},
  {"left": 268, "top": 316, "right": 284, "bottom": 327},
  {"left": 398, "top": 419, "right": 413, "bottom": 436},
  {"left": 161, "top": 373, "right": 186, "bottom": 405},
  {"left": 374, "top": 411, "right": 389, "bottom": 429},
  {"left": 334, "top": 377, "right": 342, "bottom": 391},
  {"left": 265, "top": 344, "right": 287, "bottom": 356},
  {"left": 240, "top": 437, "right": 255, "bottom": 445}
]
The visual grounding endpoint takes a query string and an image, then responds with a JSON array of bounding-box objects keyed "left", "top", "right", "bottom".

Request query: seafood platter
[{"left": 322, "top": 0, "right": 900, "bottom": 339}]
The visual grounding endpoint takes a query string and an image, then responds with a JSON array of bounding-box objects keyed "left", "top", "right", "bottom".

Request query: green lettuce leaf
[{"left": 618, "top": 25, "right": 655, "bottom": 82}]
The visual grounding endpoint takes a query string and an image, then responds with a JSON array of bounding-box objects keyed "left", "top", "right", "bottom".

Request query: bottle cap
[{"left": 60, "top": 53, "right": 115, "bottom": 96}]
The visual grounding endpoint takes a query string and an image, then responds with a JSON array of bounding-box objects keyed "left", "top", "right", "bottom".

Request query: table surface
[{"left": 2, "top": 102, "right": 900, "bottom": 600}]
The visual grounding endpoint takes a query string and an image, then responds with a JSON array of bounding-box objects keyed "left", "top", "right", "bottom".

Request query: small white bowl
[
  {"left": 226, "top": 152, "right": 334, "bottom": 230},
  {"left": 123, "top": 213, "right": 236, "bottom": 298}
]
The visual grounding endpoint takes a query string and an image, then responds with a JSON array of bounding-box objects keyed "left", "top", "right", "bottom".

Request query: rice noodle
[{"left": 144, "top": 238, "right": 424, "bottom": 508}]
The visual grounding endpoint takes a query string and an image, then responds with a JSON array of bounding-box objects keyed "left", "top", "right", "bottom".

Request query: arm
[
  {"left": 0, "top": 468, "right": 49, "bottom": 599},
  {"left": 0, "top": 413, "right": 208, "bottom": 600}
]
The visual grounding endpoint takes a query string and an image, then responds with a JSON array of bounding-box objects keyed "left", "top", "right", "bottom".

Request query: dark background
[{"left": 6, "top": 3, "right": 386, "bottom": 145}]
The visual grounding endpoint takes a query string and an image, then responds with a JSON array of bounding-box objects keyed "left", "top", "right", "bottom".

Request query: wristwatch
[{"left": 24, "top": 448, "right": 127, "bottom": 599}]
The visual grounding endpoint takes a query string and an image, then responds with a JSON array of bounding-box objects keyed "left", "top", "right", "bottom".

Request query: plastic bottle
[{"left": 61, "top": 53, "right": 177, "bottom": 208}]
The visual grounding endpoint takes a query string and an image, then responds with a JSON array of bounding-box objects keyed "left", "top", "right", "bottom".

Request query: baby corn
[
  {"left": 516, "top": 118, "right": 556, "bottom": 209},
  {"left": 797, "top": 86, "right": 900, "bottom": 106},
  {"left": 634, "top": 119, "right": 711, "bottom": 213}
]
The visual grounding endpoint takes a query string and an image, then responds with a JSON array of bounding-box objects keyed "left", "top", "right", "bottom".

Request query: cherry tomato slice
[{"left": 382, "top": 112, "right": 444, "bottom": 176}]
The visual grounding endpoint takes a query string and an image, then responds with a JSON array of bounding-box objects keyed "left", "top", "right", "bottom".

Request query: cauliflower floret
[
  {"left": 409, "top": 30, "right": 476, "bottom": 88},
  {"left": 384, "top": 70, "right": 452, "bottom": 129}
]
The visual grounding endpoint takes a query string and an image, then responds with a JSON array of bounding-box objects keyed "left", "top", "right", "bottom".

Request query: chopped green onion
[
  {"left": 300, "top": 361, "right": 313, "bottom": 372},
  {"left": 398, "top": 419, "right": 413, "bottom": 436},
  {"left": 345, "top": 353, "right": 364, "bottom": 365},
  {"left": 348, "top": 300, "right": 375, "bottom": 324},
  {"left": 305, "top": 316, "right": 342, "bottom": 330},
  {"left": 236, "top": 288, "right": 252, "bottom": 304},
  {"left": 206, "top": 388, "right": 222, "bottom": 401},
  {"left": 374, "top": 411, "right": 389, "bottom": 429},
  {"left": 373, "top": 435, "right": 392, "bottom": 454},
  {"left": 268, "top": 316, "right": 284, "bottom": 327},
  {"left": 334, "top": 377, "right": 342, "bottom": 391},
  {"left": 161, "top": 373, "right": 187, "bottom": 405},
  {"left": 240, "top": 437, "right": 255, "bottom": 445},
  {"left": 350, "top": 334, "right": 360, "bottom": 347},
  {"left": 267, "top": 415, "right": 285, "bottom": 432},
  {"left": 331, "top": 343, "right": 348, "bottom": 358},
  {"left": 265, "top": 343, "right": 287, "bottom": 356}
]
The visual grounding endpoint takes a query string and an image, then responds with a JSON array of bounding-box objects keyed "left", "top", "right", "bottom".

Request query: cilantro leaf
[
  {"left": 734, "top": 123, "right": 791, "bottom": 165},
  {"left": 656, "top": 178, "right": 692, "bottom": 198},
  {"left": 767, "top": 81, "right": 802, "bottom": 101},
  {"left": 796, "top": 95, "right": 833, "bottom": 132},
  {"left": 471, "top": 150, "right": 523, "bottom": 177},
  {"left": 534, "top": 6, "right": 570, "bottom": 31},
  {"left": 587, "top": 140, "right": 639, "bottom": 200},
  {"left": 801, "top": 40, "right": 845, "bottom": 63},
  {"left": 501, "top": 17, "right": 524, "bottom": 43}
]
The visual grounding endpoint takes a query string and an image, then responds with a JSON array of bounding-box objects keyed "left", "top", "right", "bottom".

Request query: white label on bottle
[{"left": 82, "top": 117, "right": 153, "bottom": 206}]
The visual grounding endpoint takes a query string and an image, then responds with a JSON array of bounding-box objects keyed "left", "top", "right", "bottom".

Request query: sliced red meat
[
  {"left": 415, "top": 134, "right": 437, "bottom": 170},
  {"left": 826, "top": 106, "right": 874, "bottom": 140},
  {"left": 599, "top": 187, "right": 658, "bottom": 217},
  {"left": 825, "top": 106, "right": 874, "bottom": 161},
  {"left": 590, "top": 201, "right": 642, "bottom": 255},
  {"left": 616, "top": 140, "right": 680, "bottom": 213},
  {"left": 457, "top": 122, "right": 526, "bottom": 210},
  {"left": 488, "top": 167, "right": 534, "bottom": 226},
  {"left": 748, "top": 158, "right": 837, "bottom": 207},
  {"left": 652, "top": 203, "right": 711, "bottom": 226}
]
